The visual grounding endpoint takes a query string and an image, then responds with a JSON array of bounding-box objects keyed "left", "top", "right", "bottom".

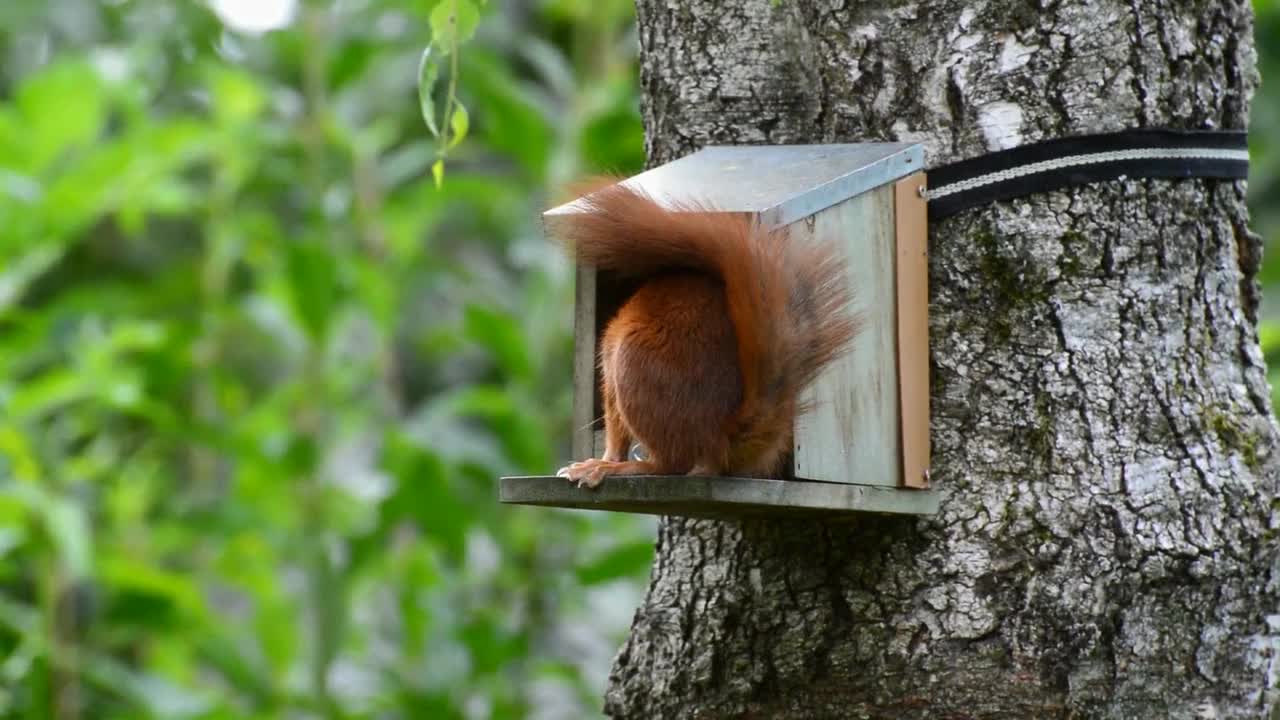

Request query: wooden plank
[
  {"left": 793, "top": 186, "right": 901, "bottom": 487},
  {"left": 894, "top": 174, "right": 931, "bottom": 489},
  {"left": 571, "top": 265, "right": 598, "bottom": 461},
  {"left": 499, "top": 475, "right": 940, "bottom": 519}
]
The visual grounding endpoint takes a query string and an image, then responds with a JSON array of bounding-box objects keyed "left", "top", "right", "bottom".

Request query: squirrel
[{"left": 554, "top": 179, "right": 859, "bottom": 488}]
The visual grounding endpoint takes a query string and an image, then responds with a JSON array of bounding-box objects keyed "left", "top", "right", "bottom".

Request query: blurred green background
[{"left": 0, "top": 1, "right": 1275, "bottom": 718}]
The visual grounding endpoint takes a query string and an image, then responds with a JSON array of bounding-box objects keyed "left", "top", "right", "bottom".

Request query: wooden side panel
[
  {"left": 895, "top": 174, "right": 931, "bottom": 489},
  {"left": 793, "top": 186, "right": 900, "bottom": 486},
  {"left": 571, "top": 265, "right": 598, "bottom": 461}
]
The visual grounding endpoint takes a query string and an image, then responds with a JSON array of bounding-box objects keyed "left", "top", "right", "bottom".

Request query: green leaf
[
  {"left": 418, "top": 48, "right": 441, "bottom": 137},
  {"left": 9, "top": 368, "right": 85, "bottom": 421},
  {"left": 463, "top": 304, "right": 531, "bottom": 379},
  {"left": 328, "top": 37, "right": 378, "bottom": 90},
  {"left": 0, "top": 245, "right": 65, "bottom": 316},
  {"left": 0, "top": 426, "right": 41, "bottom": 482},
  {"left": 100, "top": 557, "right": 207, "bottom": 621},
  {"left": 576, "top": 541, "right": 655, "bottom": 585},
  {"left": 449, "top": 386, "right": 552, "bottom": 471},
  {"left": 458, "top": 49, "right": 553, "bottom": 177},
  {"left": 15, "top": 60, "right": 108, "bottom": 172},
  {"left": 1260, "top": 320, "right": 1280, "bottom": 357},
  {"left": 208, "top": 66, "right": 266, "bottom": 122},
  {"left": 447, "top": 101, "right": 469, "bottom": 150},
  {"left": 284, "top": 240, "right": 339, "bottom": 342},
  {"left": 282, "top": 433, "right": 318, "bottom": 475},
  {"left": 430, "top": 0, "right": 481, "bottom": 51},
  {"left": 0, "top": 527, "right": 24, "bottom": 560},
  {"left": 84, "top": 658, "right": 213, "bottom": 718},
  {"left": 44, "top": 497, "right": 92, "bottom": 579},
  {"left": 432, "top": 158, "right": 445, "bottom": 189},
  {"left": 381, "top": 434, "right": 469, "bottom": 561},
  {"left": 450, "top": 385, "right": 514, "bottom": 417},
  {"left": 581, "top": 105, "right": 645, "bottom": 174},
  {"left": 461, "top": 613, "right": 528, "bottom": 675},
  {"left": 197, "top": 634, "right": 277, "bottom": 708}
]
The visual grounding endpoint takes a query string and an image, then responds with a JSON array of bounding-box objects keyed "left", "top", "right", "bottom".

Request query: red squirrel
[{"left": 554, "top": 179, "right": 859, "bottom": 488}]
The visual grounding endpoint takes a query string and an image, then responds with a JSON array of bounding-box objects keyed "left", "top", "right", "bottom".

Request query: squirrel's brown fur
[{"left": 555, "top": 179, "right": 859, "bottom": 487}]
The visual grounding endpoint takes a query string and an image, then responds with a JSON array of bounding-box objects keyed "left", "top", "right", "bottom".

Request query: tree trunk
[{"left": 605, "top": 1, "right": 1279, "bottom": 718}]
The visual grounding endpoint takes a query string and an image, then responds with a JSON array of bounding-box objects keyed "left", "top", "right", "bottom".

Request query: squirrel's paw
[
  {"left": 557, "top": 459, "right": 611, "bottom": 489},
  {"left": 557, "top": 458, "right": 659, "bottom": 488}
]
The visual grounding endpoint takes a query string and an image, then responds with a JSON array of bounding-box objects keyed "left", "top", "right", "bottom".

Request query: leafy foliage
[
  {"left": 418, "top": 0, "right": 481, "bottom": 186},
  {"left": 0, "top": 0, "right": 649, "bottom": 717},
  {"left": 1253, "top": 0, "right": 1280, "bottom": 400}
]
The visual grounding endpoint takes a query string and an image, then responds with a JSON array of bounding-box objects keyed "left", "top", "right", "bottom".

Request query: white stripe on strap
[{"left": 922, "top": 147, "right": 1251, "bottom": 201}]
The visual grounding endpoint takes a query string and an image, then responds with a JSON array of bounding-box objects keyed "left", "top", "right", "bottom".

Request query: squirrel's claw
[{"left": 559, "top": 459, "right": 609, "bottom": 489}]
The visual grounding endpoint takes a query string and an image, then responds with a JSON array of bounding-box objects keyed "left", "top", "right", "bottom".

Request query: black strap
[{"left": 926, "top": 129, "right": 1250, "bottom": 221}]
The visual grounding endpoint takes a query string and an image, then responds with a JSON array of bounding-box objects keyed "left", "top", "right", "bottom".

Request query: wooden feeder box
[{"left": 501, "top": 144, "right": 938, "bottom": 519}]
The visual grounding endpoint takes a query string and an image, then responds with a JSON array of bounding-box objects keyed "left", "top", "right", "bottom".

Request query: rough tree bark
[{"left": 604, "top": 1, "right": 1279, "bottom": 718}]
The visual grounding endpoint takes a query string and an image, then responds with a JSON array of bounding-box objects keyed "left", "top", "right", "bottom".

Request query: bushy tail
[{"left": 555, "top": 178, "right": 859, "bottom": 432}]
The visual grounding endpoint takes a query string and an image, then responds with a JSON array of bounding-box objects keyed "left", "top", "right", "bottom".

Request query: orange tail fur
[{"left": 557, "top": 178, "right": 859, "bottom": 466}]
